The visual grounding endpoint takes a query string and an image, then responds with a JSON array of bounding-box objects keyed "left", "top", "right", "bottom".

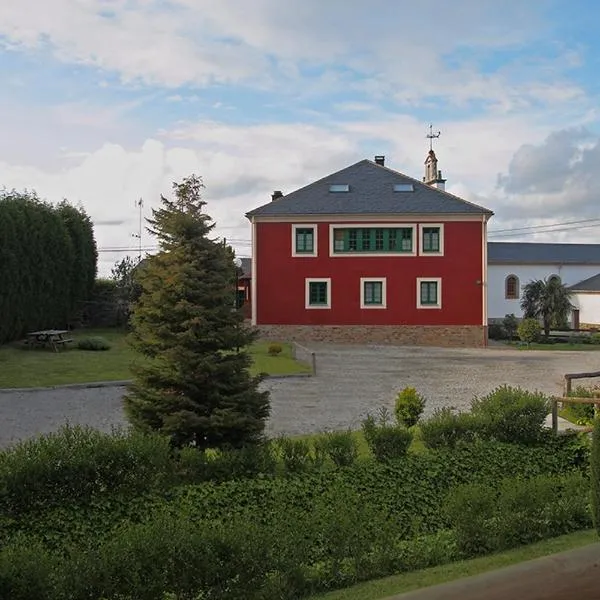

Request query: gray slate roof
[
  {"left": 568, "top": 273, "right": 600, "bottom": 292},
  {"left": 246, "top": 159, "right": 492, "bottom": 218},
  {"left": 239, "top": 257, "right": 252, "bottom": 278},
  {"left": 488, "top": 242, "right": 600, "bottom": 265}
]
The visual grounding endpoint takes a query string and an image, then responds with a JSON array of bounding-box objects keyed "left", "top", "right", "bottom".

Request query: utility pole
[{"left": 131, "top": 198, "right": 143, "bottom": 262}]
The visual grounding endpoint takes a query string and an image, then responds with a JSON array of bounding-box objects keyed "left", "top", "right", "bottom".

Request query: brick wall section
[{"left": 258, "top": 324, "right": 487, "bottom": 348}]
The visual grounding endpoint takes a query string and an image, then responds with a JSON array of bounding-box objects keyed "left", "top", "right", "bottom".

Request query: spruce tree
[{"left": 123, "top": 175, "right": 270, "bottom": 449}]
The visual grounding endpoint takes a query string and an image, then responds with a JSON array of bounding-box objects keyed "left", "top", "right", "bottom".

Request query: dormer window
[
  {"left": 393, "top": 184, "right": 414, "bottom": 192},
  {"left": 329, "top": 184, "right": 350, "bottom": 192}
]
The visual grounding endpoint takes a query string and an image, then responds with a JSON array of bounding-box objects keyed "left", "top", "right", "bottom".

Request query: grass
[
  {"left": 308, "top": 530, "right": 598, "bottom": 600},
  {"left": 507, "top": 341, "right": 600, "bottom": 351},
  {"left": 0, "top": 329, "right": 311, "bottom": 388}
]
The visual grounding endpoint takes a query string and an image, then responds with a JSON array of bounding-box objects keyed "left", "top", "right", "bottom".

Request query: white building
[{"left": 487, "top": 242, "right": 600, "bottom": 327}]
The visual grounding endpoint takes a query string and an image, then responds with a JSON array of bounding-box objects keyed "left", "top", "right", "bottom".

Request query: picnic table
[{"left": 26, "top": 330, "right": 74, "bottom": 352}]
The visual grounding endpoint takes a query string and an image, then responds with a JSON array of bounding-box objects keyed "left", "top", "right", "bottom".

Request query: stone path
[{"left": 0, "top": 344, "right": 598, "bottom": 447}]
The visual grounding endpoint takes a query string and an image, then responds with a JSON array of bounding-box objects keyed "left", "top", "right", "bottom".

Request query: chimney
[
  {"left": 435, "top": 170, "right": 445, "bottom": 191},
  {"left": 271, "top": 190, "right": 283, "bottom": 202},
  {"left": 374, "top": 155, "right": 385, "bottom": 166}
]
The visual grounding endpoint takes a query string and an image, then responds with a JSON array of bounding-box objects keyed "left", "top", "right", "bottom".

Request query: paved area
[{"left": 0, "top": 344, "right": 598, "bottom": 447}]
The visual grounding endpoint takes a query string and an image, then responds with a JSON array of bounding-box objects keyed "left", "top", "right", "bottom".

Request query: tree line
[{"left": 0, "top": 190, "right": 97, "bottom": 344}]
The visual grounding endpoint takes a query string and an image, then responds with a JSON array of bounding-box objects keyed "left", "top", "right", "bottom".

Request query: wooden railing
[{"left": 550, "top": 370, "right": 600, "bottom": 434}]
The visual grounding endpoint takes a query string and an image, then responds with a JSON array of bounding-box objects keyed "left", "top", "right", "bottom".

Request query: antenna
[
  {"left": 426, "top": 123, "right": 441, "bottom": 151},
  {"left": 131, "top": 198, "right": 143, "bottom": 261}
]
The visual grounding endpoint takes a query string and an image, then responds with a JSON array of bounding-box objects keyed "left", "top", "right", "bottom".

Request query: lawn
[
  {"left": 507, "top": 341, "right": 600, "bottom": 351},
  {"left": 0, "top": 329, "right": 311, "bottom": 388},
  {"left": 308, "top": 530, "right": 598, "bottom": 600}
]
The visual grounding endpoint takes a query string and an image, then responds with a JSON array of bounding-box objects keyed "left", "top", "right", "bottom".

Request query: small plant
[
  {"left": 395, "top": 387, "right": 426, "bottom": 428},
  {"left": 77, "top": 336, "right": 111, "bottom": 351},
  {"left": 502, "top": 314, "right": 519, "bottom": 340},
  {"left": 517, "top": 318, "right": 541, "bottom": 345},
  {"left": 276, "top": 436, "right": 315, "bottom": 473},
  {"left": 471, "top": 385, "right": 549, "bottom": 445},
  {"left": 313, "top": 430, "right": 358, "bottom": 468},
  {"left": 267, "top": 343, "right": 283, "bottom": 356},
  {"left": 419, "top": 407, "right": 479, "bottom": 450}
]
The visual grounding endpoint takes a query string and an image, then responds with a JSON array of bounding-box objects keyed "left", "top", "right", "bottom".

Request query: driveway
[{"left": 0, "top": 344, "right": 598, "bottom": 447}]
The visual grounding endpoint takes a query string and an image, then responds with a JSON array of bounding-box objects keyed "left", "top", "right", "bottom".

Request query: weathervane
[{"left": 426, "top": 123, "right": 441, "bottom": 151}]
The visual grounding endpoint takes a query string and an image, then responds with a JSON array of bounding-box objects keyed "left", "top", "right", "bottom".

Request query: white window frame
[
  {"left": 305, "top": 278, "right": 331, "bottom": 309},
  {"left": 360, "top": 277, "right": 387, "bottom": 309},
  {"left": 416, "top": 277, "right": 442, "bottom": 309},
  {"left": 418, "top": 223, "right": 444, "bottom": 256},
  {"left": 292, "top": 224, "right": 318, "bottom": 257},
  {"left": 329, "top": 223, "right": 417, "bottom": 257}
]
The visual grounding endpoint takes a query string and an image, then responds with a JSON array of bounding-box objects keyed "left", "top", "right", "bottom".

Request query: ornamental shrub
[
  {"left": 419, "top": 407, "right": 479, "bottom": 450},
  {"left": 471, "top": 385, "right": 549, "bottom": 445},
  {"left": 313, "top": 431, "right": 358, "bottom": 468},
  {"left": 394, "top": 387, "right": 426, "bottom": 428},
  {"left": 268, "top": 342, "right": 283, "bottom": 356},
  {"left": 518, "top": 317, "right": 541, "bottom": 344},
  {"left": 77, "top": 336, "right": 111, "bottom": 351}
]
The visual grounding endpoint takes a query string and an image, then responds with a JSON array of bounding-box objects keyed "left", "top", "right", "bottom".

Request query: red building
[{"left": 245, "top": 153, "right": 493, "bottom": 347}]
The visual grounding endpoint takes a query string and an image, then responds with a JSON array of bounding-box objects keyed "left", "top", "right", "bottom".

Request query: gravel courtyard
[{"left": 0, "top": 344, "right": 599, "bottom": 447}]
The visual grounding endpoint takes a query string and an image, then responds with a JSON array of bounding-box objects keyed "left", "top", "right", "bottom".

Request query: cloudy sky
[{"left": 1, "top": 0, "right": 600, "bottom": 275}]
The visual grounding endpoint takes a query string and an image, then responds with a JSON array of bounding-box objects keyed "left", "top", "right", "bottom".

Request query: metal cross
[{"left": 426, "top": 123, "right": 441, "bottom": 151}]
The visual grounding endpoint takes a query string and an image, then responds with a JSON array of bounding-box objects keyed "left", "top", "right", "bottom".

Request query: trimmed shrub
[
  {"left": 394, "top": 387, "right": 426, "bottom": 428},
  {"left": 518, "top": 318, "right": 541, "bottom": 344},
  {"left": 313, "top": 431, "right": 358, "bottom": 468},
  {"left": 0, "top": 425, "right": 174, "bottom": 515},
  {"left": 77, "top": 336, "right": 111, "bottom": 351},
  {"left": 471, "top": 385, "right": 549, "bottom": 445},
  {"left": 268, "top": 342, "right": 283, "bottom": 356},
  {"left": 447, "top": 472, "right": 591, "bottom": 557},
  {"left": 592, "top": 417, "right": 600, "bottom": 535},
  {"left": 419, "top": 407, "right": 479, "bottom": 450}
]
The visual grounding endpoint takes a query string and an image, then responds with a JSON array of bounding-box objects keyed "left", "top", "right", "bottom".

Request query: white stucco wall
[
  {"left": 571, "top": 293, "right": 600, "bottom": 326},
  {"left": 488, "top": 264, "right": 600, "bottom": 320}
]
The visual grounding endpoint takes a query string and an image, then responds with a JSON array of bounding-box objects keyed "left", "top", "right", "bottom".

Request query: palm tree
[{"left": 520, "top": 277, "right": 574, "bottom": 338}]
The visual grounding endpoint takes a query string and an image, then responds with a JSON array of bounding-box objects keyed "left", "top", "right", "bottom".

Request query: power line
[
  {"left": 489, "top": 217, "right": 600, "bottom": 234},
  {"left": 489, "top": 222, "right": 600, "bottom": 239}
]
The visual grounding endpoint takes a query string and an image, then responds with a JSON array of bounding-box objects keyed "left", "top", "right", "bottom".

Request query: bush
[
  {"left": 362, "top": 414, "right": 413, "bottom": 462},
  {"left": 488, "top": 323, "right": 507, "bottom": 340},
  {"left": 592, "top": 417, "right": 600, "bottom": 535},
  {"left": 77, "top": 336, "right": 111, "bottom": 351},
  {"left": 419, "top": 407, "right": 479, "bottom": 450},
  {"left": 447, "top": 472, "right": 591, "bottom": 557},
  {"left": 471, "top": 385, "right": 549, "bottom": 445},
  {"left": 0, "top": 425, "right": 175, "bottom": 515},
  {"left": 518, "top": 318, "right": 541, "bottom": 344},
  {"left": 503, "top": 314, "right": 519, "bottom": 340},
  {"left": 276, "top": 437, "right": 316, "bottom": 473},
  {"left": 313, "top": 431, "right": 358, "bottom": 467},
  {"left": 394, "top": 387, "right": 426, "bottom": 428},
  {"left": 268, "top": 342, "right": 283, "bottom": 356}
]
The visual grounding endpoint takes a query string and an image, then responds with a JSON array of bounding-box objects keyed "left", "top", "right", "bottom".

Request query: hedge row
[
  {"left": 0, "top": 470, "right": 591, "bottom": 600},
  {"left": 0, "top": 192, "right": 97, "bottom": 342}
]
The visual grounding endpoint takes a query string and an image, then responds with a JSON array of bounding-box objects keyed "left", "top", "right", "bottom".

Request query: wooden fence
[{"left": 550, "top": 370, "right": 600, "bottom": 434}]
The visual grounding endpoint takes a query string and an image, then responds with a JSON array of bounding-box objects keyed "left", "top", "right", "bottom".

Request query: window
[
  {"left": 418, "top": 224, "right": 444, "bottom": 255},
  {"left": 305, "top": 278, "right": 331, "bottom": 309},
  {"left": 292, "top": 224, "right": 317, "bottom": 257},
  {"left": 361, "top": 278, "right": 386, "bottom": 309},
  {"left": 331, "top": 226, "right": 414, "bottom": 254},
  {"left": 417, "top": 278, "right": 442, "bottom": 309},
  {"left": 505, "top": 275, "right": 519, "bottom": 299},
  {"left": 329, "top": 184, "right": 350, "bottom": 192},
  {"left": 393, "top": 183, "right": 414, "bottom": 192}
]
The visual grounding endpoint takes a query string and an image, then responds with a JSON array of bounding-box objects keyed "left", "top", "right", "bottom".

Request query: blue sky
[{"left": 1, "top": 0, "right": 600, "bottom": 274}]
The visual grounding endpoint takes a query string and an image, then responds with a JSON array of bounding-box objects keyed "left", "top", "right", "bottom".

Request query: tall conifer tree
[{"left": 124, "top": 175, "right": 270, "bottom": 448}]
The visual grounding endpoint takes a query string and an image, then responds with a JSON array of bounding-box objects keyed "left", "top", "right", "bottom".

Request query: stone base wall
[{"left": 258, "top": 324, "right": 486, "bottom": 348}]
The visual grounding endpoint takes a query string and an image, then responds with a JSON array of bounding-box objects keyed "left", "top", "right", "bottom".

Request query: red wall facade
[{"left": 254, "top": 220, "right": 485, "bottom": 326}]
